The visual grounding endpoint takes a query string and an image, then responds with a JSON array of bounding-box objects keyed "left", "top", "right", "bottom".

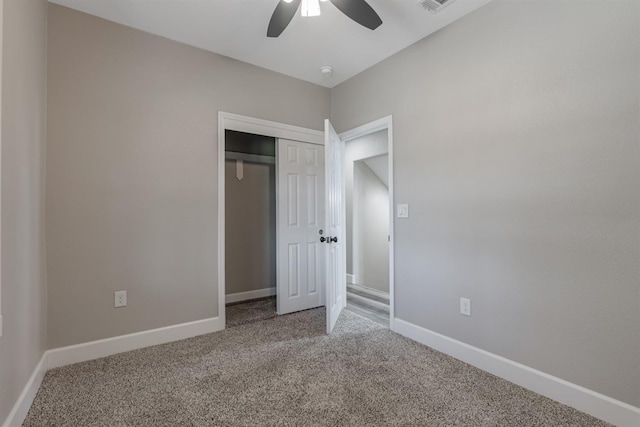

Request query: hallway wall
[
  {"left": 344, "top": 130, "right": 388, "bottom": 277},
  {"left": 353, "top": 160, "right": 389, "bottom": 293}
]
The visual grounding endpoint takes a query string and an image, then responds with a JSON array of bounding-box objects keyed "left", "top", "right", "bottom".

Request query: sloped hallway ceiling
[{"left": 363, "top": 155, "right": 389, "bottom": 188}]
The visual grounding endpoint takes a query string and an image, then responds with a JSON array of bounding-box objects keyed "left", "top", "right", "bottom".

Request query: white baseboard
[
  {"left": 47, "top": 316, "right": 223, "bottom": 369},
  {"left": 2, "top": 353, "right": 47, "bottom": 427},
  {"left": 347, "top": 282, "right": 390, "bottom": 298},
  {"left": 346, "top": 274, "right": 355, "bottom": 284},
  {"left": 3, "top": 316, "right": 224, "bottom": 426},
  {"left": 226, "top": 287, "right": 275, "bottom": 304},
  {"left": 392, "top": 318, "right": 640, "bottom": 427},
  {"left": 9, "top": 316, "right": 636, "bottom": 427}
]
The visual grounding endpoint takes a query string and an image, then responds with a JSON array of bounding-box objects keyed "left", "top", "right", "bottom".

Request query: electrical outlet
[
  {"left": 114, "top": 291, "right": 127, "bottom": 308},
  {"left": 460, "top": 298, "right": 471, "bottom": 316}
]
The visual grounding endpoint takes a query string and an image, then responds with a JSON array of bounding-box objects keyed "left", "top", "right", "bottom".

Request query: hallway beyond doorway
[{"left": 346, "top": 283, "right": 389, "bottom": 327}]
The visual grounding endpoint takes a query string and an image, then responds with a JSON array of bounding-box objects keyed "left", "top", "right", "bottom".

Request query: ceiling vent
[{"left": 417, "top": 0, "right": 455, "bottom": 14}]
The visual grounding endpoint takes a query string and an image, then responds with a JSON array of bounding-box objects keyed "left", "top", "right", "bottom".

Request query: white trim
[
  {"left": 2, "top": 353, "right": 47, "bottom": 427},
  {"left": 220, "top": 112, "right": 324, "bottom": 145},
  {"left": 392, "top": 318, "right": 640, "bottom": 427},
  {"left": 47, "top": 316, "right": 223, "bottom": 369},
  {"left": 217, "top": 113, "right": 227, "bottom": 330},
  {"left": 346, "top": 274, "right": 355, "bottom": 284},
  {"left": 339, "top": 116, "right": 391, "bottom": 143},
  {"left": 339, "top": 116, "right": 394, "bottom": 329},
  {"left": 225, "top": 287, "right": 276, "bottom": 304},
  {"left": 2, "top": 316, "right": 224, "bottom": 426},
  {"left": 218, "top": 112, "right": 324, "bottom": 327}
]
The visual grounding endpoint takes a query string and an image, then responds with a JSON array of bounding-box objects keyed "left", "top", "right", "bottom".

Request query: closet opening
[{"left": 224, "top": 130, "right": 278, "bottom": 328}]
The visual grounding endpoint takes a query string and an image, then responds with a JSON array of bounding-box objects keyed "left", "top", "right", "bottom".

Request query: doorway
[
  {"left": 217, "top": 113, "right": 393, "bottom": 332},
  {"left": 223, "top": 130, "right": 326, "bottom": 327},
  {"left": 343, "top": 130, "right": 390, "bottom": 326},
  {"left": 339, "top": 117, "right": 394, "bottom": 329},
  {"left": 224, "top": 130, "right": 278, "bottom": 327},
  {"left": 217, "top": 112, "right": 327, "bottom": 329}
]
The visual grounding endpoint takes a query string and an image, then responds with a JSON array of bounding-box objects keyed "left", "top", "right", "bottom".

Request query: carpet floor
[
  {"left": 24, "top": 308, "right": 608, "bottom": 426},
  {"left": 226, "top": 297, "right": 277, "bottom": 328}
]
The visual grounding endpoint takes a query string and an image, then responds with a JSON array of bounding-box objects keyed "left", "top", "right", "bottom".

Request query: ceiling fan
[{"left": 267, "top": 0, "right": 383, "bottom": 38}]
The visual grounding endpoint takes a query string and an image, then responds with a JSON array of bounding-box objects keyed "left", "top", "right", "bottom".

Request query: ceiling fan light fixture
[
  {"left": 301, "top": 0, "right": 321, "bottom": 17},
  {"left": 267, "top": 0, "right": 382, "bottom": 38}
]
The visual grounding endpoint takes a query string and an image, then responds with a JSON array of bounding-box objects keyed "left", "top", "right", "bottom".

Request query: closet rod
[{"left": 225, "top": 151, "right": 275, "bottom": 165}]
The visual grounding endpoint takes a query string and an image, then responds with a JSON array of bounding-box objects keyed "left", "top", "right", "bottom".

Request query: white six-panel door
[
  {"left": 325, "top": 120, "right": 346, "bottom": 334},
  {"left": 276, "top": 139, "right": 325, "bottom": 315}
]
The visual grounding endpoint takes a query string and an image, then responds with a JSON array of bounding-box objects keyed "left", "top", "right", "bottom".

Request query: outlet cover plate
[
  {"left": 460, "top": 298, "right": 471, "bottom": 316},
  {"left": 115, "top": 290, "right": 127, "bottom": 308}
]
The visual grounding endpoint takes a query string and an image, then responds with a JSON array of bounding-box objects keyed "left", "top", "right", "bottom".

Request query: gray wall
[
  {"left": 225, "top": 159, "right": 276, "bottom": 295},
  {"left": 331, "top": 0, "right": 640, "bottom": 407},
  {"left": 344, "top": 130, "right": 388, "bottom": 275},
  {"left": 353, "top": 160, "right": 389, "bottom": 292},
  {"left": 0, "top": 0, "right": 48, "bottom": 422},
  {"left": 46, "top": 4, "right": 330, "bottom": 348}
]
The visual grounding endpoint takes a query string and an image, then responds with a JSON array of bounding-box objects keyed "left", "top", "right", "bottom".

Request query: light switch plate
[{"left": 397, "top": 204, "right": 409, "bottom": 218}]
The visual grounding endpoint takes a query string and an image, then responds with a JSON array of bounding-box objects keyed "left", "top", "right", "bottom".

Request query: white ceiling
[{"left": 49, "top": 0, "right": 492, "bottom": 88}]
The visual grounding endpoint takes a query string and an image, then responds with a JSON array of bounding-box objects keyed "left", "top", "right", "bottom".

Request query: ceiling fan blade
[
  {"left": 330, "top": 0, "right": 382, "bottom": 31},
  {"left": 267, "top": 0, "right": 302, "bottom": 38}
]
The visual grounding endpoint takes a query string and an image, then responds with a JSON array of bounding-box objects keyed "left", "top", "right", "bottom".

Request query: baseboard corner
[{"left": 2, "top": 352, "right": 47, "bottom": 427}]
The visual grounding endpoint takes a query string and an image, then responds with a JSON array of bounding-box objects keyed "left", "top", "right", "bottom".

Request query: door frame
[
  {"left": 338, "top": 116, "right": 395, "bottom": 328},
  {"left": 217, "top": 112, "right": 323, "bottom": 328}
]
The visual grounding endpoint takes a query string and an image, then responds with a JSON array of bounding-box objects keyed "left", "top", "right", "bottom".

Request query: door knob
[
  {"left": 329, "top": 236, "right": 338, "bottom": 243},
  {"left": 320, "top": 237, "right": 326, "bottom": 243}
]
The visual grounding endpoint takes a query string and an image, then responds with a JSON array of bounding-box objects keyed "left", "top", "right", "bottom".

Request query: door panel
[
  {"left": 277, "top": 139, "right": 325, "bottom": 314},
  {"left": 325, "top": 120, "right": 346, "bottom": 333}
]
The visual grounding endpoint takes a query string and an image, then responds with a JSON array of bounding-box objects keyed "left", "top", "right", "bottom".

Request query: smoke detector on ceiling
[
  {"left": 417, "top": 0, "right": 455, "bottom": 14},
  {"left": 320, "top": 66, "right": 334, "bottom": 77}
]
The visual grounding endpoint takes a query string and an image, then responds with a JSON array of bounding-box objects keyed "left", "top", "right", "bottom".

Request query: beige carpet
[{"left": 24, "top": 308, "right": 608, "bottom": 426}]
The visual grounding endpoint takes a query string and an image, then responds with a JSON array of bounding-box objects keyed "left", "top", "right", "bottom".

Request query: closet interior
[{"left": 225, "top": 130, "right": 278, "bottom": 327}]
